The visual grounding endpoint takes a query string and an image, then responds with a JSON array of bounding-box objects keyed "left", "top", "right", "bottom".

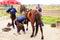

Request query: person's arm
[
  {"left": 15, "top": 8, "right": 17, "bottom": 12},
  {"left": 14, "top": 8, "right": 20, "bottom": 14},
  {"left": 6, "top": 8, "right": 11, "bottom": 13}
]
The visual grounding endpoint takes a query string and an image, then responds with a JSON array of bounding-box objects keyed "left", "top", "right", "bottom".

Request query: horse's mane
[{"left": 24, "top": 9, "right": 32, "bottom": 17}]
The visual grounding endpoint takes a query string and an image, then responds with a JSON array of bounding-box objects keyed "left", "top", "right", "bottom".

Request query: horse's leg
[
  {"left": 30, "top": 22, "right": 35, "bottom": 38},
  {"left": 26, "top": 20, "right": 28, "bottom": 31},
  {"left": 40, "top": 22, "right": 44, "bottom": 39}
]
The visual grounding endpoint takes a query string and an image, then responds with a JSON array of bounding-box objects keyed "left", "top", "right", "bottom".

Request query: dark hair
[{"left": 11, "top": 5, "right": 13, "bottom": 8}]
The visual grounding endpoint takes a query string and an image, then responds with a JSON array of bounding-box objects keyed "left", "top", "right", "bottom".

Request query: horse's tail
[{"left": 35, "top": 13, "right": 40, "bottom": 36}]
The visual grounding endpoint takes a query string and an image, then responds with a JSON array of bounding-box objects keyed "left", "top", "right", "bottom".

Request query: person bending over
[{"left": 14, "top": 15, "right": 26, "bottom": 34}]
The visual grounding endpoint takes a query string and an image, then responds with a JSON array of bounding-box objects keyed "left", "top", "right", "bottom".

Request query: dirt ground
[
  {"left": 42, "top": 10, "right": 60, "bottom": 17},
  {"left": 0, "top": 19, "right": 60, "bottom": 40},
  {"left": 0, "top": 10, "right": 60, "bottom": 40}
]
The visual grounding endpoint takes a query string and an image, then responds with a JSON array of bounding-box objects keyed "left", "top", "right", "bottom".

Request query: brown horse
[{"left": 20, "top": 5, "right": 44, "bottom": 39}]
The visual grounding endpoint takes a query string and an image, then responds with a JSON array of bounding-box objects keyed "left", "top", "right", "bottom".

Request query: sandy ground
[
  {"left": 42, "top": 10, "right": 60, "bottom": 17},
  {"left": 0, "top": 18, "right": 60, "bottom": 40},
  {"left": 0, "top": 10, "right": 60, "bottom": 40}
]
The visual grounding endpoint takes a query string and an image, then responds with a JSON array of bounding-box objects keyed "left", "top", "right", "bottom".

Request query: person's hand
[{"left": 17, "top": 12, "right": 20, "bottom": 14}]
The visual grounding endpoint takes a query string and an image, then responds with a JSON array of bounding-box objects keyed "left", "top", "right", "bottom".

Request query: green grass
[
  {"left": 0, "top": 12, "right": 60, "bottom": 24},
  {"left": 0, "top": 12, "right": 10, "bottom": 17},
  {"left": 0, "top": 5, "right": 60, "bottom": 25},
  {"left": 42, "top": 16, "right": 60, "bottom": 24},
  {"left": 16, "top": 13, "right": 60, "bottom": 25},
  {"left": 0, "top": 12, "right": 20, "bottom": 17}
]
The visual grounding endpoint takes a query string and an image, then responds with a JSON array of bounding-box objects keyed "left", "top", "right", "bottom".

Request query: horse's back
[
  {"left": 27, "top": 10, "right": 38, "bottom": 21},
  {"left": 26, "top": 9, "right": 41, "bottom": 23}
]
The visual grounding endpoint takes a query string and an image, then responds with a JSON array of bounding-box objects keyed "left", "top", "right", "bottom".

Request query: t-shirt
[
  {"left": 7, "top": 8, "right": 17, "bottom": 14},
  {"left": 38, "top": 8, "right": 42, "bottom": 12},
  {"left": 36, "top": 5, "right": 42, "bottom": 12},
  {"left": 17, "top": 15, "right": 26, "bottom": 21}
]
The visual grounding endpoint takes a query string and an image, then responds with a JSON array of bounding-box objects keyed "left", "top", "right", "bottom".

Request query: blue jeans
[
  {"left": 17, "top": 27, "right": 25, "bottom": 33},
  {"left": 41, "top": 21, "right": 44, "bottom": 26}
]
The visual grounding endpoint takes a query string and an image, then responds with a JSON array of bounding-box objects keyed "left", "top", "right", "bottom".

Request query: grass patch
[
  {"left": 16, "top": 14, "right": 60, "bottom": 25},
  {"left": 0, "top": 12, "right": 60, "bottom": 25},
  {"left": 0, "top": 12, "right": 10, "bottom": 17},
  {"left": 0, "top": 12, "right": 20, "bottom": 18},
  {"left": 42, "top": 16, "right": 60, "bottom": 24},
  {"left": 0, "top": 11, "right": 60, "bottom": 25}
]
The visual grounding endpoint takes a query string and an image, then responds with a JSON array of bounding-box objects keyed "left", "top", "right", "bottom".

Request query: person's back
[
  {"left": 38, "top": 8, "right": 42, "bottom": 12},
  {"left": 17, "top": 15, "right": 26, "bottom": 21},
  {"left": 14, "top": 15, "right": 26, "bottom": 34}
]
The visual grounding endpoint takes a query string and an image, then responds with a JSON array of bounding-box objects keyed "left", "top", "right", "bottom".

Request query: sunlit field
[
  {"left": 42, "top": 6, "right": 60, "bottom": 11},
  {"left": 26, "top": 5, "right": 60, "bottom": 10},
  {"left": 42, "top": 16, "right": 60, "bottom": 24},
  {"left": 0, "top": 5, "right": 60, "bottom": 24}
]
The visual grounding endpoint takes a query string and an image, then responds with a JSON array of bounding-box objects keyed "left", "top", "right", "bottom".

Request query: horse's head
[
  {"left": 24, "top": 12, "right": 28, "bottom": 17},
  {"left": 20, "top": 5, "right": 27, "bottom": 13}
]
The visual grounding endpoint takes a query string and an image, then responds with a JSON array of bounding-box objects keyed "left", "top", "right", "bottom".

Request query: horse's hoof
[
  {"left": 41, "top": 36, "right": 44, "bottom": 39},
  {"left": 24, "top": 32, "right": 26, "bottom": 34},
  {"left": 17, "top": 32, "right": 21, "bottom": 35},
  {"left": 30, "top": 35, "right": 34, "bottom": 38},
  {"left": 13, "top": 27, "right": 15, "bottom": 29},
  {"left": 26, "top": 28, "right": 28, "bottom": 31}
]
